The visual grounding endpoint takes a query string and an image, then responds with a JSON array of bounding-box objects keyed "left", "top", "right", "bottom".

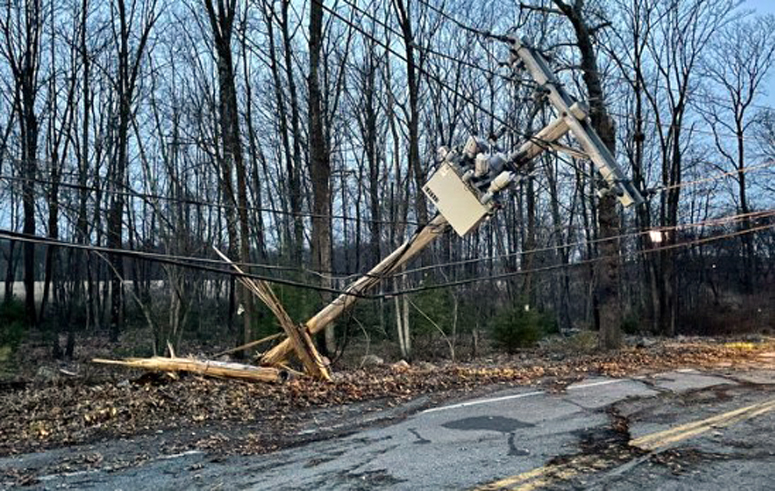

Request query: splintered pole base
[{"left": 214, "top": 248, "right": 331, "bottom": 381}]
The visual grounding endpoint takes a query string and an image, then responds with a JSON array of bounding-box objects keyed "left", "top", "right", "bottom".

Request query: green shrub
[
  {"left": 0, "top": 298, "right": 27, "bottom": 353},
  {"left": 410, "top": 286, "right": 455, "bottom": 338},
  {"left": 491, "top": 304, "right": 551, "bottom": 353},
  {"left": 621, "top": 313, "right": 641, "bottom": 335}
]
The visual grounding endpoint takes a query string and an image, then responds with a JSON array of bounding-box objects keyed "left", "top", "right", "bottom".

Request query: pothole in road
[
  {"left": 550, "top": 410, "right": 644, "bottom": 470},
  {"left": 441, "top": 416, "right": 534, "bottom": 433}
]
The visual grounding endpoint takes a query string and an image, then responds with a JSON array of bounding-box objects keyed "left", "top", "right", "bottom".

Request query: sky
[
  {"left": 745, "top": 0, "right": 775, "bottom": 109},
  {"left": 746, "top": 0, "right": 775, "bottom": 15}
]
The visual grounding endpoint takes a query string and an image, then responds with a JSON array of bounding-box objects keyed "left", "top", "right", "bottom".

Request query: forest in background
[{"left": 0, "top": 0, "right": 774, "bottom": 365}]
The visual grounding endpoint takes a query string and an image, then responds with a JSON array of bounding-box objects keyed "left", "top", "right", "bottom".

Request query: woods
[{"left": 1, "top": 0, "right": 774, "bottom": 366}]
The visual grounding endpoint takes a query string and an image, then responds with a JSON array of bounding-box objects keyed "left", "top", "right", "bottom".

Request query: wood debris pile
[{"left": 93, "top": 248, "right": 332, "bottom": 383}]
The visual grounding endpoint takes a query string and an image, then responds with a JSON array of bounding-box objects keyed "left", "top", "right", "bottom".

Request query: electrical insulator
[
  {"left": 463, "top": 136, "right": 489, "bottom": 159},
  {"left": 488, "top": 171, "right": 514, "bottom": 193},
  {"left": 474, "top": 154, "right": 490, "bottom": 178},
  {"left": 480, "top": 171, "right": 516, "bottom": 204}
]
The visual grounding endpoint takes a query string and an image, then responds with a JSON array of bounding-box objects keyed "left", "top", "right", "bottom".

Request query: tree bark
[
  {"left": 553, "top": 0, "right": 622, "bottom": 349},
  {"left": 309, "top": 0, "right": 335, "bottom": 354}
]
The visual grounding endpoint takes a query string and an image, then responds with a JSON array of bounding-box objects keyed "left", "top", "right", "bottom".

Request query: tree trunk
[
  {"left": 203, "top": 0, "right": 254, "bottom": 353},
  {"left": 394, "top": 0, "right": 428, "bottom": 226},
  {"left": 309, "top": 0, "right": 335, "bottom": 354},
  {"left": 553, "top": 0, "right": 622, "bottom": 349}
]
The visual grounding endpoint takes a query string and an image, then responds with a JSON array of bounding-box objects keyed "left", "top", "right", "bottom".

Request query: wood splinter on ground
[{"left": 92, "top": 356, "right": 289, "bottom": 383}]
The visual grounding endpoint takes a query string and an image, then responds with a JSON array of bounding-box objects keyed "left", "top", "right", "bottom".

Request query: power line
[
  {"left": 392, "top": 208, "right": 775, "bottom": 279},
  {"left": 4, "top": 155, "right": 773, "bottom": 283},
  {"left": 414, "top": 0, "right": 511, "bottom": 42},
  {"left": 0, "top": 229, "right": 369, "bottom": 298},
  {"left": 386, "top": 220, "right": 775, "bottom": 297},
  {"left": 4, "top": 178, "right": 768, "bottom": 287},
  {"left": 0, "top": 172, "right": 421, "bottom": 228},
  {"left": 658, "top": 160, "right": 775, "bottom": 192},
  {"left": 550, "top": 61, "right": 775, "bottom": 114},
  {"left": 2, "top": 212, "right": 771, "bottom": 301},
  {"left": 608, "top": 110, "right": 775, "bottom": 147}
]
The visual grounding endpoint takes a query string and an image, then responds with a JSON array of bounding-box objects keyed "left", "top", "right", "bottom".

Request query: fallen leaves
[
  {"left": 0, "top": 338, "right": 769, "bottom": 457},
  {"left": 83, "top": 407, "right": 118, "bottom": 425}
]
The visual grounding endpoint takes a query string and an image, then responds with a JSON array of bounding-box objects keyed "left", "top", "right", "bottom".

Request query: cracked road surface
[{"left": 4, "top": 367, "right": 775, "bottom": 490}]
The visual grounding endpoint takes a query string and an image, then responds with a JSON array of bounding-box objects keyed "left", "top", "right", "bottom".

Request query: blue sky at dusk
[
  {"left": 746, "top": 0, "right": 775, "bottom": 14},
  {"left": 745, "top": 0, "right": 775, "bottom": 108}
]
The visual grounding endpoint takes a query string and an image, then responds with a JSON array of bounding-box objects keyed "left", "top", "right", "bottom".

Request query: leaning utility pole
[{"left": 246, "top": 37, "right": 643, "bottom": 375}]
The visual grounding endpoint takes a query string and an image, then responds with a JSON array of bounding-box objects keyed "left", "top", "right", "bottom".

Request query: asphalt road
[{"left": 4, "top": 366, "right": 775, "bottom": 490}]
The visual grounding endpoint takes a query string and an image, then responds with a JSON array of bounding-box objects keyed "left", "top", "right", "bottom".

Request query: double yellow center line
[
  {"left": 631, "top": 397, "right": 775, "bottom": 450},
  {"left": 476, "top": 396, "right": 775, "bottom": 491}
]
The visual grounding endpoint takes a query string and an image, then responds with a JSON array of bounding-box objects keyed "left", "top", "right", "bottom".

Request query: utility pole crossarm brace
[{"left": 509, "top": 36, "right": 645, "bottom": 208}]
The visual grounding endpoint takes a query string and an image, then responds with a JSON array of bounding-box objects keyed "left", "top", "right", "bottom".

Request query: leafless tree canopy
[{"left": 0, "top": 0, "right": 774, "bottom": 359}]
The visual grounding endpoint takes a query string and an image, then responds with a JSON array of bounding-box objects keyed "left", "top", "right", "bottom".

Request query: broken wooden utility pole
[
  {"left": 254, "top": 36, "right": 644, "bottom": 372},
  {"left": 262, "top": 103, "right": 598, "bottom": 367}
]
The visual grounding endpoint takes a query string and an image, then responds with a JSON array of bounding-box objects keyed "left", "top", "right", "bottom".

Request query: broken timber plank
[
  {"left": 213, "top": 247, "right": 332, "bottom": 381},
  {"left": 92, "top": 357, "right": 288, "bottom": 383}
]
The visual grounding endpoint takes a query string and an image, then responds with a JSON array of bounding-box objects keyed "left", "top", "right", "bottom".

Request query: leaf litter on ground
[{"left": 1, "top": 337, "right": 773, "bottom": 461}]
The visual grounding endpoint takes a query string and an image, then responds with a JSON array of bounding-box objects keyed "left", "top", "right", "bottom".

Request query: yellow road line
[
  {"left": 630, "top": 398, "right": 775, "bottom": 450},
  {"left": 475, "top": 396, "right": 775, "bottom": 491},
  {"left": 475, "top": 466, "right": 548, "bottom": 490}
]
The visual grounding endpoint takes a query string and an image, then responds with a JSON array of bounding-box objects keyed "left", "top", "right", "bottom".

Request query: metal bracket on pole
[{"left": 509, "top": 36, "right": 645, "bottom": 208}]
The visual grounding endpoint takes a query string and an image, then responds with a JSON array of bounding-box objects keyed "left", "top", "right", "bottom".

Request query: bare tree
[
  {"left": 644, "top": 0, "right": 736, "bottom": 335},
  {"left": 526, "top": 0, "right": 626, "bottom": 348},
  {"left": 105, "top": 0, "right": 158, "bottom": 341},
  {"left": 202, "top": 0, "right": 255, "bottom": 352},
  {"left": 393, "top": 0, "right": 428, "bottom": 226},
  {"left": 701, "top": 14, "right": 775, "bottom": 292},
  {"left": 0, "top": 0, "right": 43, "bottom": 325}
]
